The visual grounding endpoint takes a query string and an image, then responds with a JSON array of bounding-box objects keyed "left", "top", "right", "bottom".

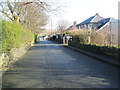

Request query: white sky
[
  {"left": 0, "top": 0, "right": 119, "bottom": 29},
  {"left": 45, "top": 0, "right": 119, "bottom": 29}
]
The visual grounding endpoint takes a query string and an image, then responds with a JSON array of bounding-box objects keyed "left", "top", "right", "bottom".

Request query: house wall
[{"left": 96, "top": 23, "right": 118, "bottom": 46}]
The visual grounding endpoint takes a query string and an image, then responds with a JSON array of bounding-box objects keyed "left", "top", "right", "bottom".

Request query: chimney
[
  {"left": 73, "top": 21, "right": 76, "bottom": 25},
  {"left": 95, "top": 13, "right": 99, "bottom": 16}
]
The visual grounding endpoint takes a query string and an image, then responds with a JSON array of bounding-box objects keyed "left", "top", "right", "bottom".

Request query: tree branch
[
  {"left": 1, "top": 11, "right": 14, "bottom": 21},
  {"left": 7, "top": 1, "right": 16, "bottom": 20}
]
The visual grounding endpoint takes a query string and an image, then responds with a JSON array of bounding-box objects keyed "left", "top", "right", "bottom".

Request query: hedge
[
  {"left": 1, "top": 20, "right": 34, "bottom": 53},
  {"left": 68, "top": 40, "right": 119, "bottom": 59},
  {"left": 34, "top": 34, "right": 38, "bottom": 43}
]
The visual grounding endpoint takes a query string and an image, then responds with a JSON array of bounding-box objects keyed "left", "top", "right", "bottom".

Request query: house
[
  {"left": 65, "top": 13, "right": 118, "bottom": 32},
  {"left": 96, "top": 18, "right": 118, "bottom": 31},
  {"left": 76, "top": 13, "right": 104, "bottom": 30},
  {"left": 64, "top": 13, "right": 119, "bottom": 45},
  {"left": 96, "top": 18, "right": 118, "bottom": 45},
  {"left": 65, "top": 21, "right": 77, "bottom": 31}
]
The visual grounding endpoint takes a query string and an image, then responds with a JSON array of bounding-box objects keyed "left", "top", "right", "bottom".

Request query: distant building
[
  {"left": 65, "top": 13, "right": 119, "bottom": 45},
  {"left": 65, "top": 13, "right": 118, "bottom": 32},
  {"left": 65, "top": 21, "right": 77, "bottom": 31}
]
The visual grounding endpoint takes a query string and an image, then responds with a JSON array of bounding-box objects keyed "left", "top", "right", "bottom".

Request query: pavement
[
  {"left": 2, "top": 40, "right": 119, "bottom": 88},
  {"left": 63, "top": 45, "right": 119, "bottom": 67}
]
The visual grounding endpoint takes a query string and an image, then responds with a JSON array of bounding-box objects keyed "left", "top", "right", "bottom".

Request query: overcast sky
[{"left": 46, "top": 0, "right": 119, "bottom": 29}]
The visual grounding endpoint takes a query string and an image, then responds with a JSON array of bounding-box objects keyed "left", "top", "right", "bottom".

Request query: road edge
[{"left": 63, "top": 45, "right": 119, "bottom": 67}]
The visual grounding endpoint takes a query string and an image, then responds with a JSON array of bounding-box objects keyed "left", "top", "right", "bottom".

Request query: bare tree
[
  {"left": 57, "top": 19, "right": 69, "bottom": 33},
  {"left": 0, "top": 0, "right": 54, "bottom": 22},
  {"left": 0, "top": 0, "right": 62, "bottom": 32},
  {"left": 21, "top": 3, "right": 48, "bottom": 33}
]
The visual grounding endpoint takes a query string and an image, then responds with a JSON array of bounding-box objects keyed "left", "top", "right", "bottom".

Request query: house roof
[
  {"left": 97, "top": 18, "right": 118, "bottom": 29},
  {"left": 96, "top": 17, "right": 119, "bottom": 32},
  {"left": 77, "top": 16, "right": 95, "bottom": 26},
  {"left": 76, "top": 13, "right": 104, "bottom": 27},
  {"left": 65, "top": 21, "right": 77, "bottom": 31},
  {"left": 65, "top": 24, "right": 76, "bottom": 31},
  {"left": 64, "top": 13, "right": 119, "bottom": 32},
  {"left": 91, "top": 15, "right": 104, "bottom": 22},
  {"left": 97, "top": 18, "right": 110, "bottom": 29},
  {"left": 98, "top": 18, "right": 110, "bottom": 23}
]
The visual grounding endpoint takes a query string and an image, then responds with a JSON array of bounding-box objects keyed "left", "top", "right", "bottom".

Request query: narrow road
[{"left": 2, "top": 41, "right": 118, "bottom": 88}]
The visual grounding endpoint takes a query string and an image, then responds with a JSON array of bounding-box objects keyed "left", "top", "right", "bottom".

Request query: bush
[
  {"left": 2, "top": 20, "right": 34, "bottom": 53},
  {"left": 68, "top": 40, "right": 119, "bottom": 59},
  {"left": 34, "top": 34, "right": 38, "bottom": 43}
]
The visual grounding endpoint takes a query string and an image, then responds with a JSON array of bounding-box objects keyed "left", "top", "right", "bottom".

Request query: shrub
[
  {"left": 0, "top": 24, "right": 1, "bottom": 54},
  {"left": 34, "top": 34, "right": 38, "bottom": 43},
  {"left": 68, "top": 40, "right": 119, "bottom": 59},
  {"left": 2, "top": 20, "right": 34, "bottom": 53}
]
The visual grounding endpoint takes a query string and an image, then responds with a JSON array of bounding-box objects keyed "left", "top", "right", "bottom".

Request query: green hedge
[
  {"left": 34, "top": 34, "right": 38, "bottom": 43},
  {"left": 68, "top": 40, "right": 119, "bottom": 59},
  {"left": 2, "top": 20, "right": 34, "bottom": 53}
]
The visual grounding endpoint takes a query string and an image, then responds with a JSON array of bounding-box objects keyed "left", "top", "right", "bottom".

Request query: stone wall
[{"left": 0, "top": 42, "right": 34, "bottom": 70}]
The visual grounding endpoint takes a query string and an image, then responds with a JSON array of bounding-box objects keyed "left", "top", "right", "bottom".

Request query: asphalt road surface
[{"left": 2, "top": 41, "right": 118, "bottom": 88}]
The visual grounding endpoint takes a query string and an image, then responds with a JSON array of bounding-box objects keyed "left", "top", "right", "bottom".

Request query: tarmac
[{"left": 63, "top": 45, "right": 119, "bottom": 67}]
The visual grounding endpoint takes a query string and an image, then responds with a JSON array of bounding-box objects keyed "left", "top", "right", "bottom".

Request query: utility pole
[{"left": 51, "top": 20, "right": 52, "bottom": 35}]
